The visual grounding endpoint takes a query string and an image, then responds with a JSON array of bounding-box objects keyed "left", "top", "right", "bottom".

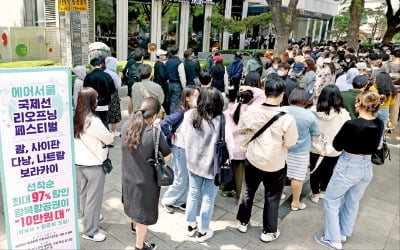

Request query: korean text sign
[{"left": 0, "top": 67, "right": 80, "bottom": 249}]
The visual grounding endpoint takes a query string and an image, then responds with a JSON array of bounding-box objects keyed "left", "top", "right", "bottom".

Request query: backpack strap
[{"left": 249, "top": 111, "right": 286, "bottom": 142}]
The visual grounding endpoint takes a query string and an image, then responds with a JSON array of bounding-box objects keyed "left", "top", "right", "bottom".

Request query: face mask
[
  {"left": 277, "top": 70, "right": 284, "bottom": 76},
  {"left": 273, "top": 64, "right": 278, "bottom": 70},
  {"left": 345, "top": 59, "right": 351, "bottom": 63}
]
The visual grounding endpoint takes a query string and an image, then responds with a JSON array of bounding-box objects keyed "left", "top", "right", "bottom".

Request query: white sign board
[{"left": 0, "top": 67, "right": 80, "bottom": 249}]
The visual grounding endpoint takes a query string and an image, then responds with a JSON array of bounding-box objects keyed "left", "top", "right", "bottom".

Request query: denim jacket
[
  {"left": 288, "top": 105, "right": 320, "bottom": 153},
  {"left": 160, "top": 110, "right": 185, "bottom": 147}
]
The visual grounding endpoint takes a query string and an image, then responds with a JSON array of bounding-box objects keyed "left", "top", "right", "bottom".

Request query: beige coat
[
  {"left": 239, "top": 104, "right": 298, "bottom": 172},
  {"left": 74, "top": 115, "right": 114, "bottom": 166}
]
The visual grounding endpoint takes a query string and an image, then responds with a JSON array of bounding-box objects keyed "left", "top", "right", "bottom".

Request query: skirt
[
  {"left": 286, "top": 151, "right": 310, "bottom": 181},
  {"left": 108, "top": 91, "right": 121, "bottom": 123}
]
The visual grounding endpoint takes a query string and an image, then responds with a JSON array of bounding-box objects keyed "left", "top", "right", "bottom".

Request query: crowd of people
[{"left": 72, "top": 41, "right": 399, "bottom": 250}]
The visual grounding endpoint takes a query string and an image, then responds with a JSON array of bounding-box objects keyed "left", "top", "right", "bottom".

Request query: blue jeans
[
  {"left": 185, "top": 172, "right": 219, "bottom": 232},
  {"left": 375, "top": 107, "right": 389, "bottom": 145},
  {"left": 323, "top": 152, "right": 373, "bottom": 243},
  {"left": 162, "top": 146, "right": 189, "bottom": 206}
]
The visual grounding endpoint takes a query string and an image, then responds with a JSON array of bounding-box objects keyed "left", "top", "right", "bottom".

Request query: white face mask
[
  {"left": 273, "top": 64, "right": 278, "bottom": 70},
  {"left": 277, "top": 70, "right": 285, "bottom": 77}
]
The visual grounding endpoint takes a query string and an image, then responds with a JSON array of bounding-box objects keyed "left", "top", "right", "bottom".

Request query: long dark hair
[
  {"left": 192, "top": 87, "right": 223, "bottom": 130},
  {"left": 316, "top": 85, "right": 344, "bottom": 115},
  {"left": 178, "top": 87, "right": 199, "bottom": 111},
  {"left": 252, "top": 52, "right": 263, "bottom": 67},
  {"left": 233, "top": 90, "right": 253, "bottom": 124},
  {"left": 125, "top": 97, "right": 161, "bottom": 150},
  {"left": 73, "top": 87, "right": 98, "bottom": 138},
  {"left": 375, "top": 72, "right": 396, "bottom": 102}
]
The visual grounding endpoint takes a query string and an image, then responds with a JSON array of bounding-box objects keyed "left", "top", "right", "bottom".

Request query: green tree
[
  {"left": 265, "top": 0, "right": 299, "bottom": 59},
  {"left": 95, "top": 0, "right": 115, "bottom": 25},
  {"left": 363, "top": 3, "right": 386, "bottom": 40},
  {"left": 332, "top": 11, "right": 350, "bottom": 40}
]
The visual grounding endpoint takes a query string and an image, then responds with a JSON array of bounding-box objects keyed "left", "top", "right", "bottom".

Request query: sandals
[{"left": 291, "top": 202, "right": 307, "bottom": 211}]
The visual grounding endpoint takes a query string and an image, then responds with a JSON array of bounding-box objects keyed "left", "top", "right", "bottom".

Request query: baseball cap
[
  {"left": 323, "top": 58, "right": 332, "bottom": 64},
  {"left": 352, "top": 75, "right": 368, "bottom": 87},
  {"left": 214, "top": 55, "right": 223, "bottom": 62},
  {"left": 156, "top": 49, "right": 167, "bottom": 57},
  {"left": 356, "top": 62, "right": 367, "bottom": 70},
  {"left": 292, "top": 62, "right": 305, "bottom": 74}
]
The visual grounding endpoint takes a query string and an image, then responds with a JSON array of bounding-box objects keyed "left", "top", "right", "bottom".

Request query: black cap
[{"left": 352, "top": 75, "right": 369, "bottom": 89}]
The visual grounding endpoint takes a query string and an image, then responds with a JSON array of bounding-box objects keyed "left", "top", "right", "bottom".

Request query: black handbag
[
  {"left": 148, "top": 127, "right": 174, "bottom": 186},
  {"left": 102, "top": 157, "right": 113, "bottom": 174},
  {"left": 213, "top": 115, "right": 233, "bottom": 186},
  {"left": 371, "top": 135, "right": 391, "bottom": 165}
]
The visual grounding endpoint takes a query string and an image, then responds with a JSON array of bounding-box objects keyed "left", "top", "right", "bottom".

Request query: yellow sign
[
  {"left": 148, "top": 43, "right": 157, "bottom": 53},
  {"left": 58, "top": 0, "right": 70, "bottom": 12},
  {"left": 71, "top": 0, "right": 88, "bottom": 11}
]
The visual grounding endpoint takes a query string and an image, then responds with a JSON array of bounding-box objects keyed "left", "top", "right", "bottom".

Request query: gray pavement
[{"left": 1, "top": 86, "right": 399, "bottom": 249}]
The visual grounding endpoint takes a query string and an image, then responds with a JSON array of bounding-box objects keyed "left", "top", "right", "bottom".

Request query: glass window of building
[
  {"left": 188, "top": 5, "right": 204, "bottom": 53},
  {"left": 95, "top": 0, "right": 117, "bottom": 56},
  {"left": 128, "top": 0, "right": 152, "bottom": 55},
  {"left": 161, "top": 2, "right": 180, "bottom": 51}
]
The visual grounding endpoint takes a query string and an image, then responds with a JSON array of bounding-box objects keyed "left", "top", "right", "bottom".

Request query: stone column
[
  {"left": 318, "top": 20, "right": 324, "bottom": 43},
  {"left": 222, "top": 0, "right": 232, "bottom": 50},
  {"left": 326, "top": 18, "right": 333, "bottom": 41},
  {"left": 116, "top": 0, "right": 128, "bottom": 61},
  {"left": 312, "top": 19, "right": 317, "bottom": 44},
  {"left": 202, "top": 0, "right": 213, "bottom": 52},
  {"left": 150, "top": 0, "right": 162, "bottom": 61},
  {"left": 239, "top": 0, "right": 248, "bottom": 49},
  {"left": 306, "top": 18, "right": 311, "bottom": 38},
  {"left": 179, "top": 2, "right": 190, "bottom": 57}
]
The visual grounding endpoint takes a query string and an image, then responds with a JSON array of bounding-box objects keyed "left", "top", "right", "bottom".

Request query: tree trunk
[
  {"left": 382, "top": 25, "right": 398, "bottom": 43},
  {"left": 275, "top": 28, "right": 290, "bottom": 60},
  {"left": 348, "top": 0, "right": 365, "bottom": 49}
]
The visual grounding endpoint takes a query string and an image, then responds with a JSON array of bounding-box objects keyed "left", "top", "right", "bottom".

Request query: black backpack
[{"left": 127, "top": 63, "right": 141, "bottom": 87}]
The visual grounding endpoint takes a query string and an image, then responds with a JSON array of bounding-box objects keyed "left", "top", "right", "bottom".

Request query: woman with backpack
[
  {"left": 236, "top": 77, "right": 298, "bottom": 243},
  {"left": 222, "top": 86, "right": 266, "bottom": 198},
  {"left": 315, "top": 91, "right": 384, "bottom": 250},
  {"left": 181, "top": 87, "right": 224, "bottom": 243},
  {"left": 309, "top": 85, "right": 350, "bottom": 203},
  {"left": 121, "top": 97, "right": 171, "bottom": 250},
  {"left": 160, "top": 87, "right": 200, "bottom": 213}
]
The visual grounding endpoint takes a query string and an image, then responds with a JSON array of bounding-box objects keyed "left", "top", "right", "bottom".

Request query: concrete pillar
[
  {"left": 222, "top": 0, "right": 232, "bottom": 50},
  {"left": 312, "top": 19, "right": 317, "bottom": 44},
  {"left": 116, "top": 0, "right": 128, "bottom": 61},
  {"left": 326, "top": 18, "right": 333, "bottom": 41},
  {"left": 179, "top": 3, "right": 190, "bottom": 57},
  {"left": 150, "top": 0, "right": 162, "bottom": 61},
  {"left": 239, "top": 0, "right": 248, "bottom": 49},
  {"left": 318, "top": 20, "right": 323, "bottom": 43},
  {"left": 202, "top": 0, "right": 213, "bottom": 52},
  {"left": 306, "top": 18, "right": 311, "bottom": 38}
]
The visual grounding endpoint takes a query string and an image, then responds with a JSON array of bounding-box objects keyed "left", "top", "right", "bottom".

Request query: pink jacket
[{"left": 225, "top": 87, "right": 266, "bottom": 160}]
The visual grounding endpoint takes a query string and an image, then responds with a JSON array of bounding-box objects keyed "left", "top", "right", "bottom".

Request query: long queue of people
[{"left": 72, "top": 42, "right": 399, "bottom": 250}]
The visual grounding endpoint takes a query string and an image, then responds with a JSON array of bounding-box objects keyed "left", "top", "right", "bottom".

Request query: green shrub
[
  {"left": 219, "top": 49, "right": 267, "bottom": 55},
  {"left": 0, "top": 60, "right": 55, "bottom": 68}
]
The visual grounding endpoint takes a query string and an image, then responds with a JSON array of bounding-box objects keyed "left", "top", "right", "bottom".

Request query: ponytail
[
  {"left": 125, "top": 109, "right": 144, "bottom": 150},
  {"left": 233, "top": 103, "right": 242, "bottom": 125}
]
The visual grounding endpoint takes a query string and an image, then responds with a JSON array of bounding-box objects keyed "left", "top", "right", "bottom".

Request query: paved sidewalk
[{"left": 1, "top": 87, "right": 399, "bottom": 249}]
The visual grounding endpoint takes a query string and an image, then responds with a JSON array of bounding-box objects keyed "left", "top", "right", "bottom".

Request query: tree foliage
[
  {"left": 95, "top": 0, "right": 115, "bottom": 25},
  {"left": 332, "top": 11, "right": 350, "bottom": 40},
  {"left": 207, "top": 12, "right": 272, "bottom": 34},
  {"left": 363, "top": 3, "right": 386, "bottom": 40}
]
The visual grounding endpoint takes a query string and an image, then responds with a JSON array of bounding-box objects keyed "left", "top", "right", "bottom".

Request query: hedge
[
  {"left": 0, "top": 60, "right": 56, "bottom": 68},
  {"left": 218, "top": 49, "right": 267, "bottom": 55}
]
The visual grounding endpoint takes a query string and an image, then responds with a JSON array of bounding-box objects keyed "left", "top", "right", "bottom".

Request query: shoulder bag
[
  {"left": 214, "top": 115, "right": 233, "bottom": 186},
  {"left": 249, "top": 111, "right": 286, "bottom": 142},
  {"left": 148, "top": 126, "right": 174, "bottom": 186},
  {"left": 371, "top": 134, "right": 391, "bottom": 165}
]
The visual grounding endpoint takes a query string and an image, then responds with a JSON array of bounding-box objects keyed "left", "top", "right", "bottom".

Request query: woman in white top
[{"left": 74, "top": 87, "right": 114, "bottom": 242}]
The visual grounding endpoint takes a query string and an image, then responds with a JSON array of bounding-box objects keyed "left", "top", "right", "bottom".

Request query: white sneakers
[
  {"left": 238, "top": 222, "right": 248, "bottom": 233},
  {"left": 82, "top": 232, "right": 106, "bottom": 242},
  {"left": 260, "top": 230, "right": 280, "bottom": 243},
  {"left": 195, "top": 230, "right": 214, "bottom": 243}
]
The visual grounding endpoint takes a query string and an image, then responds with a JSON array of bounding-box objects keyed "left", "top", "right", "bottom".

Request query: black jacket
[
  {"left": 83, "top": 68, "right": 116, "bottom": 106},
  {"left": 184, "top": 59, "right": 200, "bottom": 85}
]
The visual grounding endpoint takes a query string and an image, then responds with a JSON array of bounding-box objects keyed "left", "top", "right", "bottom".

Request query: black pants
[
  {"left": 236, "top": 160, "right": 286, "bottom": 233},
  {"left": 309, "top": 152, "right": 339, "bottom": 194},
  {"left": 95, "top": 111, "right": 109, "bottom": 129}
]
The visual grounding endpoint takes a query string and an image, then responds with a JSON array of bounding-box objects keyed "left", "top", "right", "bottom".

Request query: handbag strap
[
  {"left": 152, "top": 126, "right": 161, "bottom": 163},
  {"left": 219, "top": 115, "right": 226, "bottom": 142},
  {"left": 139, "top": 82, "right": 151, "bottom": 98},
  {"left": 249, "top": 111, "right": 286, "bottom": 142}
]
